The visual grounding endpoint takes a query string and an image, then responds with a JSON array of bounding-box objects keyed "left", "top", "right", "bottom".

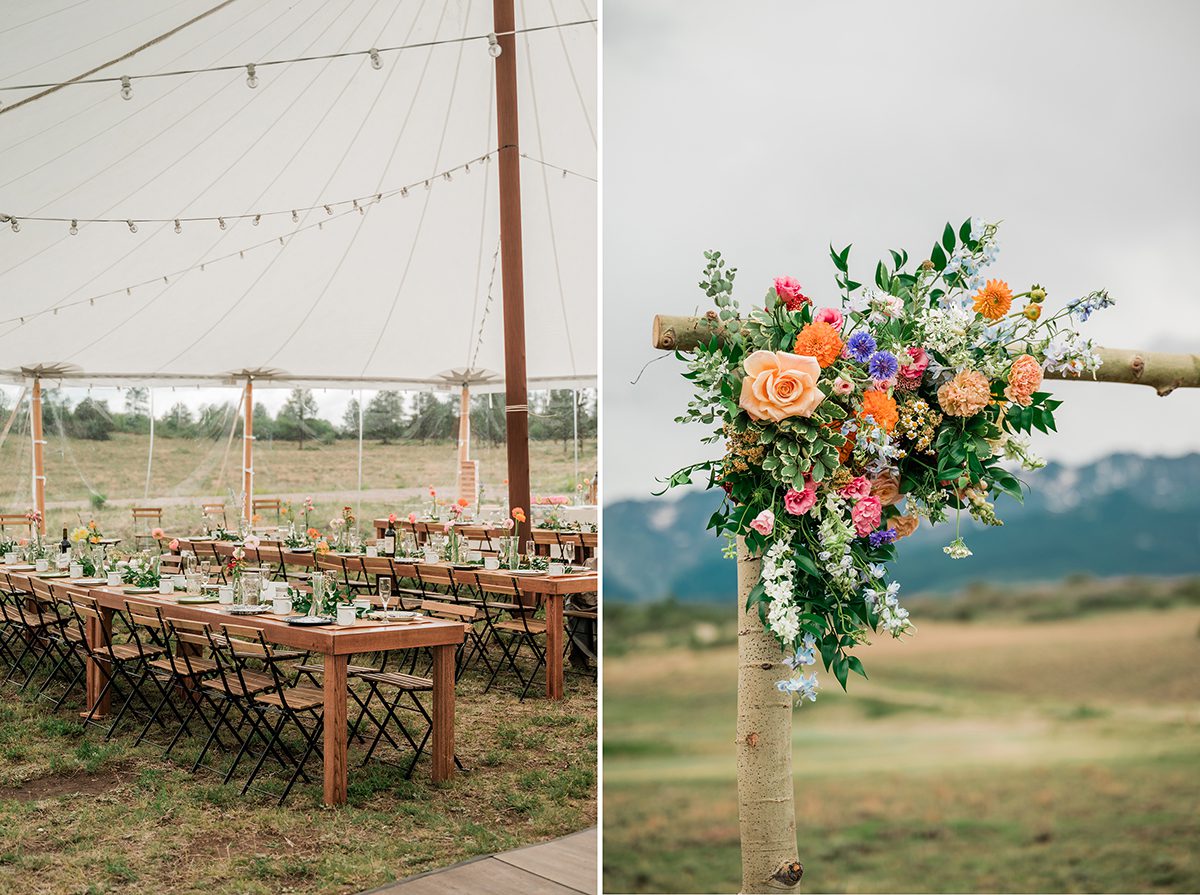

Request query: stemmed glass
[
  {"left": 379, "top": 577, "right": 393, "bottom": 617},
  {"left": 562, "top": 542, "right": 576, "bottom": 568},
  {"left": 526, "top": 540, "right": 536, "bottom": 565}
]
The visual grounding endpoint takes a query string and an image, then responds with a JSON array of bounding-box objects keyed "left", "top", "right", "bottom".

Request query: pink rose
[
  {"left": 168, "top": 538, "right": 180, "bottom": 551},
  {"left": 739, "top": 351, "right": 825, "bottom": 422},
  {"left": 851, "top": 496, "right": 882, "bottom": 536},
  {"left": 898, "top": 346, "right": 930, "bottom": 385},
  {"left": 749, "top": 509, "right": 775, "bottom": 536},
  {"left": 784, "top": 484, "right": 817, "bottom": 516},
  {"left": 773, "top": 276, "right": 810, "bottom": 311},
  {"left": 813, "top": 307, "right": 843, "bottom": 329},
  {"left": 832, "top": 377, "right": 854, "bottom": 396},
  {"left": 840, "top": 476, "right": 872, "bottom": 501}
]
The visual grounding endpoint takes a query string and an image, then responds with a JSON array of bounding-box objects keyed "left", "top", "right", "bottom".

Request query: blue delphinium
[
  {"left": 845, "top": 331, "right": 876, "bottom": 362},
  {"left": 869, "top": 529, "right": 898, "bottom": 548},
  {"left": 868, "top": 350, "right": 898, "bottom": 381},
  {"left": 1068, "top": 289, "right": 1115, "bottom": 322}
]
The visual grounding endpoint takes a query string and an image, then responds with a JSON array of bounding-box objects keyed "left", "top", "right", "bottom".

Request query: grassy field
[
  {"left": 0, "top": 433, "right": 595, "bottom": 540},
  {"left": 603, "top": 591, "right": 1200, "bottom": 893},
  {"left": 0, "top": 670, "right": 595, "bottom": 895}
]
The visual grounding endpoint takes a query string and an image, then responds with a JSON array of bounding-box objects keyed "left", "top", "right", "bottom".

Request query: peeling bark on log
[
  {"left": 736, "top": 537, "right": 803, "bottom": 893},
  {"left": 651, "top": 314, "right": 1200, "bottom": 393}
]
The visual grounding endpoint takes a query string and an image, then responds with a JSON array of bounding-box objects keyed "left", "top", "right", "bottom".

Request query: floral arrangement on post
[{"left": 661, "top": 219, "right": 1112, "bottom": 703}]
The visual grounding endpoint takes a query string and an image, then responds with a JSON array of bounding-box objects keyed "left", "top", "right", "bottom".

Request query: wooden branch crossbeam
[{"left": 651, "top": 314, "right": 1200, "bottom": 395}]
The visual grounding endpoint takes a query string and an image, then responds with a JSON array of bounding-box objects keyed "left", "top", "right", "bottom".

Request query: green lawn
[
  {"left": 0, "top": 432, "right": 595, "bottom": 540},
  {"left": 603, "top": 603, "right": 1200, "bottom": 894}
]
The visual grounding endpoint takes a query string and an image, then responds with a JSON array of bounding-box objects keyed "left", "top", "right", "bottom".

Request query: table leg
[
  {"left": 545, "top": 595, "right": 564, "bottom": 701},
  {"left": 431, "top": 644, "right": 455, "bottom": 782},
  {"left": 83, "top": 606, "right": 113, "bottom": 719},
  {"left": 322, "top": 653, "right": 348, "bottom": 806}
]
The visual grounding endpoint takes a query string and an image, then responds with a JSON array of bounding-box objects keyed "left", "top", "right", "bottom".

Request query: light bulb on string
[
  {"left": 369, "top": 48, "right": 382, "bottom": 70},
  {"left": 245, "top": 64, "right": 258, "bottom": 88},
  {"left": 253, "top": 214, "right": 261, "bottom": 226},
  {"left": 174, "top": 219, "right": 182, "bottom": 234},
  {"left": 464, "top": 163, "right": 471, "bottom": 174},
  {"left": 127, "top": 220, "right": 137, "bottom": 233},
  {"left": 423, "top": 180, "right": 431, "bottom": 190},
  {"left": 218, "top": 217, "right": 226, "bottom": 230},
  {"left": 324, "top": 205, "right": 332, "bottom": 215},
  {"left": 9, "top": 217, "right": 19, "bottom": 233},
  {"left": 69, "top": 220, "right": 78, "bottom": 235},
  {"left": 487, "top": 33, "right": 502, "bottom": 58},
  {"left": 443, "top": 172, "right": 452, "bottom": 182},
  {"left": 120, "top": 76, "right": 132, "bottom": 100},
  {"left": 291, "top": 210, "right": 299, "bottom": 223},
  {"left": 400, "top": 187, "right": 408, "bottom": 197}
]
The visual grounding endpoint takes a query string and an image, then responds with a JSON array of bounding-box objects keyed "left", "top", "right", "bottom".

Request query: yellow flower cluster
[
  {"left": 722, "top": 424, "right": 766, "bottom": 476},
  {"left": 895, "top": 396, "right": 942, "bottom": 454}
]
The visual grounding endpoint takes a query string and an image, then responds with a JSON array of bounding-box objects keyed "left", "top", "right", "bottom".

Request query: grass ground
[
  {"left": 0, "top": 433, "right": 596, "bottom": 541},
  {"left": 602, "top": 598, "right": 1200, "bottom": 894},
  {"left": 0, "top": 671, "right": 596, "bottom": 895}
]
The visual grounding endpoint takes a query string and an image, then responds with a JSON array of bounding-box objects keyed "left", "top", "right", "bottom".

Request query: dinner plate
[
  {"left": 38, "top": 571, "right": 71, "bottom": 578},
  {"left": 228, "top": 604, "right": 270, "bottom": 615},
  {"left": 286, "top": 615, "right": 333, "bottom": 626},
  {"left": 122, "top": 586, "right": 159, "bottom": 594},
  {"left": 506, "top": 568, "right": 547, "bottom": 576},
  {"left": 176, "top": 595, "right": 219, "bottom": 604},
  {"left": 4, "top": 564, "right": 35, "bottom": 571},
  {"left": 369, "top": 610, "right": 419, "bottom": 620},
  {"left": 72, "top": 577, "right": 107, "bottom": 586}
]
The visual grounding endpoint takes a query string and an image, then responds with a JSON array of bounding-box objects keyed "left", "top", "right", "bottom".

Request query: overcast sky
[{"left": 603, "top": 0, "right": 1200, "bottom": 502}]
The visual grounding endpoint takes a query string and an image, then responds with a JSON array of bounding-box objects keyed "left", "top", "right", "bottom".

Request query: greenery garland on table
[{"left": 660, "top": 218, "right": 1114, "bottom": 704}]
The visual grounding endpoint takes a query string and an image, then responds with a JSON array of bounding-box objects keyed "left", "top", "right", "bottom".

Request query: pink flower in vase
[
  {"left": 407, "top": 512, "right": 417, "bottom": 524},
  {"left": 773, "top": 276, "right": 810, "bottom": 310},
  {"left": 784, "top": 484, "right": 817, "bottom": 516},
  {"left": 168, "top": 538, "right": 180, "bottom": 551},
  {"left": 749, "top": 509, "right": 776, "bottom": 536},
  {"left": 851, "top": 496, "right": 882, "bottom": 536},
  {"left": 813, "top": 307, "right": 844, "bottom": 329}
]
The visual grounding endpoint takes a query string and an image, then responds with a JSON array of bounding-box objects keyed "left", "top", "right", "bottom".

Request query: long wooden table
[{"left": 2, "top": 566, "right": 465, "bottom": 806}]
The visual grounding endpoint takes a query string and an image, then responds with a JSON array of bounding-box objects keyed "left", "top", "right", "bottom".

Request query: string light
[
  {"left": 9, "top": 217, "right": 19, "bottom": 232},
  {"left": 126, "top": 220, "right": 137, "bottom": 233},
  {"left": 252, "top": 214, "right": 261, "bottom": 226},
  {"left": 69, "top": 220, "right": 78, "bottom": 235},
  {"left": 218, "top": 217, "right": 226, "bottom": 230},
  {"left": 443, "top": 171, "right": 452, "bottom": 182},
  {"left": 174, "top": 219, "right": 182, "bottom": 234},
  {"left": 324, "top": 204, "right": 332, "bottom": 215},
  {"left": 291, "top": 210, "right": 299, "bottom": 223},
  {"left": 369, "top": 48, "right": 382, "bottom": 70},
  {"left": 245, "top": 63, "right": 258, "bottom": 89},
  {"left": 0, "top": 152, "right": 509, "bottom": 328},
  {"left": 120, "top": 76, "right": 132, "bottom": 101},
  {"left": 0, "top": 21, "right": 595, "bottom": 95}
]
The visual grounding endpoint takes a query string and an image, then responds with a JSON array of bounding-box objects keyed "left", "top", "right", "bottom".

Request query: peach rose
[
  {"left": 1004, "top": 354, "right": 1043, "bottom": 407},
  {"left": 888, "top": 514, "right": 919, "bottom": 539},
  {"left": 870, "top": 470, "right": 902, "bottom": 507},
  {"left": 738, "top": 351, "right": 825, "bottom": 422}
]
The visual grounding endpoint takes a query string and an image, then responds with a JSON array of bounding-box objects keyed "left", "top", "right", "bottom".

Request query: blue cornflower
[
  {"left": 845, "top": 331, "right": 876, "bottom": 362},
  {"left": 868, "top": 350, "right": 899, "bottom": 381},
  {"left": 869, "top": 529, "right": 898, "bottom": 548}
]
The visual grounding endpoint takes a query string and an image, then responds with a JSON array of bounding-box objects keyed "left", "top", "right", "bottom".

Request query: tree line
[{"left": 0, "top": 387, "right": 596, "bottom": 449}]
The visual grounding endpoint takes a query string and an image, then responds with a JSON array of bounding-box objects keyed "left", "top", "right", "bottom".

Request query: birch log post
[
  {"left": 736, "top": 537, "right": 805, "bottom": 893},
  {"left": 652, "top": 313, "right": 1199, "bottom": 894}
]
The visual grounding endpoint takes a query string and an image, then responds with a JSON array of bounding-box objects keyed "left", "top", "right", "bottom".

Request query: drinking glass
[
  {"left": 379, "top": 577, "right": 392, "bottom": 616},
  {"left": 310, "top": 570, "right": 325, "bottom": 617},
  {"left": 241, "top": 572, "right": 262, "bottom": 606},
  {"left": 526, "top": 540, "right": 536, "bottom": 562},
  {"left": 200, "top": 559, "right": 212, "bottom": 583},
  {"left": 562, "top": 542, "right": 576, "bottom": 566}
]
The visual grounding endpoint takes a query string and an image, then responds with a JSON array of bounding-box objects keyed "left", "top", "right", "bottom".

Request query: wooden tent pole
[
  {"left": 494, "top": 0, "right": 532, "bottom": 536},
  {"left": 242, "top": 378, "right": 254, "bottom": 524},
  {"left": 30, "top": 378, "right": 46, "bottom": 534}
]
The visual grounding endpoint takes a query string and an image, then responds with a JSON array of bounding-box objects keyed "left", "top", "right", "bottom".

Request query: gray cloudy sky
[{"left": 603, "top": 0, "right": 1200, "bottom": 502}]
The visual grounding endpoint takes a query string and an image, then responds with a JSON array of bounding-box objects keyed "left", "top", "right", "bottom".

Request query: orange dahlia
[
  {"left": 792, "top": 321, "right": 844, "bottom": 368},
  {"left": 972, "top": 279, "right": 1013, "bottom": 320},
  {"left": 859, "top": 389, "right": 898, "bottom": 434}
]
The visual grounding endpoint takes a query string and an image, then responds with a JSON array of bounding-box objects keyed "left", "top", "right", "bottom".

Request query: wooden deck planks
[{"left": 362, "top": 828, "right": 596, "bottom": 895}]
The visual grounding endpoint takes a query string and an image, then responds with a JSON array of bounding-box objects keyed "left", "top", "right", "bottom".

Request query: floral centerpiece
[
  {"left": 118, "top": 554, "right": 160, "bottom": 588},
  {"left": 23, "top": 509, "right": 47, "bottom": 561},
  {"left": 662, "top": 219, "right": 1112, "bottom": 704}
]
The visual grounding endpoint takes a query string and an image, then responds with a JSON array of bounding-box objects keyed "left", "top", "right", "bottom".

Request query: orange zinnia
[
  {"left": 859, "top": 389, "right": 899, "bottom": 434},
  {"left": 972, "top": 279, "right": 1013, "bottom": 320},
  {"left": 792, "top": 321, "right": 844, "bottom": 368}
]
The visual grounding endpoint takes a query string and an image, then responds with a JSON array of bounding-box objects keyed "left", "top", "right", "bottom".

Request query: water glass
[
  {"left": 379, "top": 577, "right": 392, "bottom": 615},
  {"left": 563, "top": 542, "right": 576, "bottom": 566},
  {"left": 526, "top": 540, "right": 536, "bottom": 562}
]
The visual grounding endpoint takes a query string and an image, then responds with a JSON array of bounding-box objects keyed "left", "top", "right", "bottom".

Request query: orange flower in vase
[{"left": 972, "top": 279, "right": 1013, "bottom": 320}]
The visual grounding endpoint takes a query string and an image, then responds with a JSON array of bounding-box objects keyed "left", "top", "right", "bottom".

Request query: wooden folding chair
[
  {"left": 251, "top": 498, "right": 281, "bottom": 522},
  {"left": 200, "top": 502, "right": 228, "bottom": 529}
]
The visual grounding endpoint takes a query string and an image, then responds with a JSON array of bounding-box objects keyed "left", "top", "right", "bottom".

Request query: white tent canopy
[{"left": 0, "top": 0, "right": 597, "bottom": 390}]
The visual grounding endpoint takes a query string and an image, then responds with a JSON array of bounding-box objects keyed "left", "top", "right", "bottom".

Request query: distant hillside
[{"left": 603, "top": 453, "right": 1200, "bottom": 602}]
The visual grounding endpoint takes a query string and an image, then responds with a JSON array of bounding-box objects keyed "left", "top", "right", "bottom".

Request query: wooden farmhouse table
[
  {"left": 226, "top": 548, "right": 598, "bottom": 701},
  {"left": 371, "top": 519, "right": 598, "bottom": 561},
  {"left": 2, "top": 566, "right": 465, "bottom": 806}
]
